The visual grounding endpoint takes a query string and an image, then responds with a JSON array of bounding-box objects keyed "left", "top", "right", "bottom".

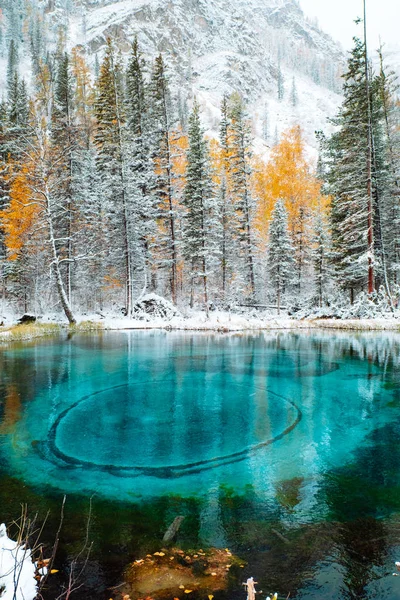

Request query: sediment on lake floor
[{"left": 117, "top": 547, "right": 245, "bottom": 600}]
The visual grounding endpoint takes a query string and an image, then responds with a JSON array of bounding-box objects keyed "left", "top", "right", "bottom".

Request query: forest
[{"left": 0, "top": 3, "right": 399, "bottom": 323}]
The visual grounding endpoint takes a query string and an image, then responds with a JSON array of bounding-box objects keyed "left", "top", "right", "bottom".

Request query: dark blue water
[{"left": 1, "top": 330, "right": 400, "bottom": 599}]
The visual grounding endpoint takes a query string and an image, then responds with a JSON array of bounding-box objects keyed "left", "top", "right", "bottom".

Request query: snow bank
[
  {"left": 98, "top": 311, "right": 400, "bottom": 332},
  {"left": 0, "top": 524, "right": 37, "bottom": 600},
  {"left": 132, "top": 293, "right": 182, "bottom": 320}
]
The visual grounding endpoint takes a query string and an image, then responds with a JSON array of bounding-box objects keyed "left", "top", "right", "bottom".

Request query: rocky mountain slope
[{"left": 16, "top": 0, "right": 346, "bottom": 153}]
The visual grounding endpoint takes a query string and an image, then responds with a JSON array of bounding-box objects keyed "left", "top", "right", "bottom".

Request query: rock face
[{"left": 42, "top": 0, "right": 343, "bottom": 149}]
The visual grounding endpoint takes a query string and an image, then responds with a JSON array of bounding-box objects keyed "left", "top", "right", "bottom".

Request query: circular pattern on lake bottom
[{"left": 47, "top": 380, "right": 301, "bottom": 478}]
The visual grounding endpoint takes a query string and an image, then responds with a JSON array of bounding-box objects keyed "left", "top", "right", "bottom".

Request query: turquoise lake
[{"left": 1, "top": 330, "right": 400, "bottom": 599}]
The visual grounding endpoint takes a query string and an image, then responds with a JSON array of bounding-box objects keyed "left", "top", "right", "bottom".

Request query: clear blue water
[{"left": 1, "top": 330, "right": 400, "bottom": 599}]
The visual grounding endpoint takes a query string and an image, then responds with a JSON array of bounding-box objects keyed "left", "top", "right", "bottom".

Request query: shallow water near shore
[{"left": 1, "top": 330, "right": 400, "bottom": 599}]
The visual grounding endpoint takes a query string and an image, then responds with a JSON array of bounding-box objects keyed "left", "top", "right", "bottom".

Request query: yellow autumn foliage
[
  {"left": 254, "top": 125, "right": 329, "bottom": 246},
  {"left": 0, "top": 164, "right": 40, "bottom": 260}
]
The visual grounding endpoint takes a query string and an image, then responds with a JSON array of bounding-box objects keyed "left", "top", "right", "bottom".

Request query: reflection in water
[
  {"left": 1, "top": 331, "right": 400, "bottom": 599},
  {"left": 0, "top": 385, "right": 22, "bottom": 434}
]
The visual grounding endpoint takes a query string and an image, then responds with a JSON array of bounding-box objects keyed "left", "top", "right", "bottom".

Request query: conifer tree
[
  {"left": 125, "top": 38, "right": 155, "bottom": 293},
  {"left": 183, "top": 101, "right": 215, "bottom": 313},
  {"left": 277, "top": 58, "right": 284, "bottom": 101},
  {"left": 6, "top": 40, "right": 18, "bottom": 95},
  {"left": 149, "top": 54, "right": 178, "bottom": 303},
  {"left": 95, "top": 38, "right": 133, "bottom": 314},
  {"left": 267, "top": 199, "right": 295, "bottom": 313},
  {"left": 52, "top": 52, "right": 77, "bottom": 304},
  {"left": 228, "top": 94, "right": 256, "bottom": 299},
  {"left": 325, "top": 38, "right": 383, "bottom": 300},
  {"left": 218, "top": 93, "right": 235, "bottom": 299},
  {"left": 290, "top": 77, "right": 298, "bottom": 107},
  {"left": 311, "top": 210, "right": 331, "bottom": 307},
  {"left": 376, "top": 48, "right": 400, "bottom": 285}
]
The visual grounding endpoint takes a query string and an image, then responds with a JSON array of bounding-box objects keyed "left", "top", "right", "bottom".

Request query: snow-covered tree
[
  {"left": 228, "top": 93, "right": 256, "bottom": 299},
  {"left": 149, "top": 54, "right": 178, "bottom": 303},
  {"left": 94, "top": 38, "right": 133, "bottom": 314},
  {"left": 267, "top": 199, "right": 295, "bottom": 313},
  {"left": 125, "top": 38, "right": 155, "bottom": 294},
  {"left": 311, "top": 210, "right": 331, "bottom": 307},
  {"left": 182, "top": 100, "right": 216, "bottom": 312},
  {"left": 290, "top": 76, "right": 298, "bottom": 107}
]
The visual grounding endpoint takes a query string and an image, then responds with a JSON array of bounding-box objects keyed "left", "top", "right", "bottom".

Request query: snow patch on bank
[
  {"left": 0, "top": 524, "right": 37, "bottom": 600},
  {"left": 96, "top": 312, "right": 400, "bottom": 332}
]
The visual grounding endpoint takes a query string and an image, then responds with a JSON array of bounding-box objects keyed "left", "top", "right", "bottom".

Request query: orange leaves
[
  {"left": 254, "top": 126, "right": 329, "bottom": 245},
  {"left": 0, "top": 164, "right": 40, "bottom": 260}
]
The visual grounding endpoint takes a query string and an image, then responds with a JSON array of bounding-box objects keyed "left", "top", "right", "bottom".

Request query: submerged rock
[{"left": 116, "top": 547, "right": 244, "bottom": 599}]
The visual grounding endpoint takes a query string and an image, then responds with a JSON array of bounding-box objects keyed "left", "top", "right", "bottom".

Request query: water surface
[{"left": 1, "top": 330, "right": 400, "bottom": 599}]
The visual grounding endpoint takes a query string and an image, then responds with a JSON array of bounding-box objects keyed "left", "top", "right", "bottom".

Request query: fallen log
[{"left": 162, "top": 516, "right": 185, "bottom": 543}]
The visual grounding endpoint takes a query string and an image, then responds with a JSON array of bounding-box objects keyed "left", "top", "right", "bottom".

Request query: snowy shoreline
[
  {"left": 100, "top": 315, "right": 400, "bottom": 332},
  {"left": 1, "top": 313, "right": 400, "bottom": 343}
]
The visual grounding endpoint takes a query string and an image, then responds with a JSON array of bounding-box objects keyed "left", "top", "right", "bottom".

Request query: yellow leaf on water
[
  {"left": 184, "top": 590, "right": 192, "bottom": 594},
  {"left": 208, "top": 595, "right": 214, "bottom": 600},
  {"left": 50, "top": 570, "right": 59, "bottom": 574},
  {"left": 158, "top": 552, "right": 165, "bottom": 556},
  {"left": 179, "top": 585, "right": 185, "bottom": 589}
]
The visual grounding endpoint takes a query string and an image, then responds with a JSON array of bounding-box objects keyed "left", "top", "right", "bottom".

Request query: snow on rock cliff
[{"left": 33, "top": 0, "right": 345, "bottom": 152}]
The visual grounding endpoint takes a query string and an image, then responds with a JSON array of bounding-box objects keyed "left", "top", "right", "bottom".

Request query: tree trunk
[
  {"left": 243, "top": 189, "right": 255, "bottom": 297},
  {"left": 46, "top": 186, "right": 76, "bottom": 325},
  {"left": 364, "top": 0, "right": 375, "bottom": 294},
  {"left": 165, "top": 135, "right": 177, "bottom": 305}
]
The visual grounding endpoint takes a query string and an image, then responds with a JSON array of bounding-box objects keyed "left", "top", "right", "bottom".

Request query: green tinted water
[{"left": 1, "top": 330, "right": 400, "bottom": 599}]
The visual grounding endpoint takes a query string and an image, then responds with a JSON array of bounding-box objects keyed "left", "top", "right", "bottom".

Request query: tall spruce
[
  {"left": 52, "top": 52, "right": 76, "bottom": 304},
  {"left": 267, "top": 199, "right": 295, "bottom": 314},
  {"left": 228, "top": 94, "right": 256, "bottom": 299},
  {"left": 219, "top": 93, "right": 234, "bottom": 299},
  {"left": 183, "top": 101, "right": 214, "bottom": 314},
  {"left": 95, "top": 38, "right": 133, "bottom": 314},
  {"left": 325, "top": 38, "right": 376, "bottom": 300},
  {"left": 311, "top": 210, "right": 331, "bottom": 307},
  {"left": 149, "top": 54, "right": 178, "bottom": 303},
  {"left": 7, "top": 39, "right": 18, "bottom": 97},
  {"left": 125, "top": 38, "right": 155, "bottom": 293}
]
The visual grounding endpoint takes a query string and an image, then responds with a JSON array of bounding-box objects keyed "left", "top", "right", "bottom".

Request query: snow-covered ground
[
  {"left": 1, "top": 312, "right": 398, "bottom": 337},
  {"left": 98, "top": 313, "right": 400, "bottom": 332},
  {"left": 0, "top": 524, "right": 38, "bottom": 600}
]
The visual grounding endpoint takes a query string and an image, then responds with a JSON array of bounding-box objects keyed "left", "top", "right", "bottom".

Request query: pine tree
[
  {"left": 182, "top": 100, "right": 215, "bottom": 313},
  {"left": 228, "top": 93, "right": 256, "bottom": 299},
  {"left": 267, "top": 199, "right": 295, "bottom": 314},
  {"left": 262, "top": 103, "right": 269, "bottom": 142},
  {"left": 95, "top": 38, "right": 133, "bottom": 314},
  {"left": 52, "top": 52, "right": 77, "bottom": 305},
  {"left": 290, "top": 77, "right": 298, "bottom": 107},
  {"left": 311, "top": 210, "right": 331, "bottom": 307},
  {"left": 7, "top": 40, "right": 18, "bottom": 99},
  {"left": 218, "top": 93, "right": 235, "bottom": 299},
  {"left": 125, "top": 38, "right": 155, "bottom": 294},
  {"left": 94, "top": 53, "right": 100, "bottom": 79},
  {"left": 324, "top": 38, "right": 384, "bottom": 300},
  {"left": 277, "top": 58, "right": 284, "bottom": 102},
  {"left": 376, "top": 47, "right": 400, "bottom": 286},
  {"left": 149, "top": 54, "right": 178, "bottom": 303}
]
